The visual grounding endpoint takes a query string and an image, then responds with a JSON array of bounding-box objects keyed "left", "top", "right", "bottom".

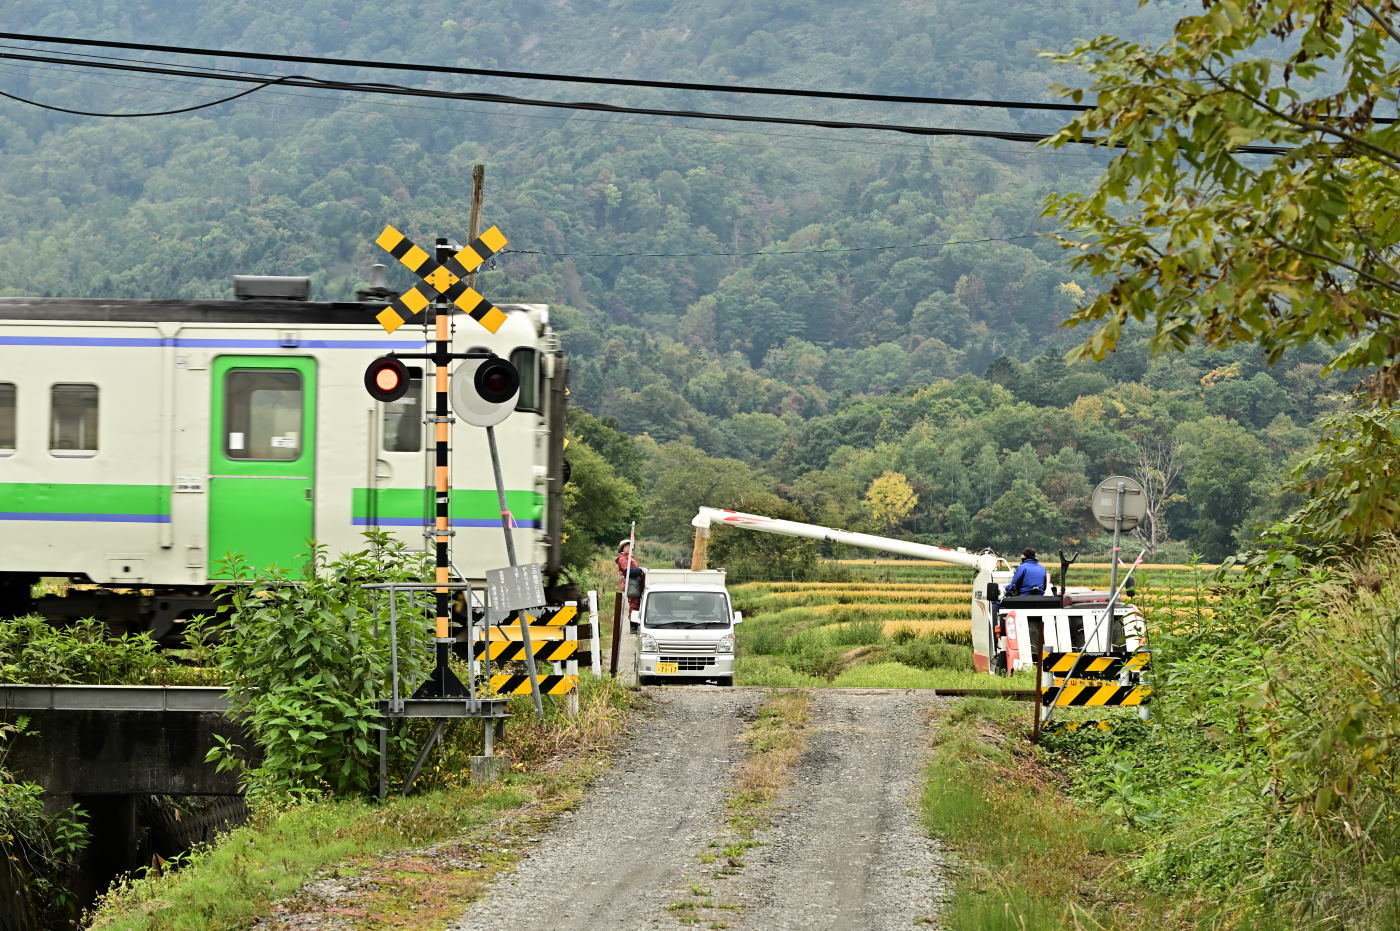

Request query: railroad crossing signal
[
  {"left": 363, "top": 355, "right": 411, "bottom": 402},
  {"left": 371, "top": 224, "right": 510, "bottom": 334}
]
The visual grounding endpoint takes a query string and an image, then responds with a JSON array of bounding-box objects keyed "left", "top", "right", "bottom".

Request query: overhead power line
[
  {"left": 0, "top": 49, "right": 1294, "bottom": 154},
  {"left": 0, "top": 73, "right": 289, "bottom": 117},
  {"left": 0, "top": 57, "right": 1112, "bottom": 164},
  {"left": 0, "top": 30, "right": 1093, "bottom": 114}
]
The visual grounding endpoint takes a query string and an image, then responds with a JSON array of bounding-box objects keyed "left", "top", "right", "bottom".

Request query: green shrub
[
  {"left": 1062, "top": 537, "right": 1400, "bottom": 926},
  {"left": 738, "top": 618, "right": 789, "bottom": 655},
  {"left": 0, "top": 615, "right": 207, "bottom": 685},
  {"left": 193, "top": 533, "right": 432, "bottom": 800},
  {"left": 890, "top": 637, "right": 969, "bottom": 671},
  {"left": 1, "top": 720, "right": 88, "bottom": 926},
  {"left": 827, "top": 619, "right": 886, "bottom": 646},
  {"left": 735, "top": 655, "right": 823, "bottom": 687},
  {"left": 780, "top": 628, "right": 847, "bottom": 679}
]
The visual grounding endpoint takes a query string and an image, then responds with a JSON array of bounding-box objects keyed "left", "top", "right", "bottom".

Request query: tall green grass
[
  {"left": 1056, "top": 542, "right": 1400, "bottom": 926},
  {"left": 922, "top": 698, "right": 1167, "bottom": 929}
]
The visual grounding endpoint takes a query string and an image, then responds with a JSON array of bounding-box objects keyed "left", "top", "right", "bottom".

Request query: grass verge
[
  {"left": 922, "top": 697, "right": 1177, "bottom": 930},
  {"left": 667, "top": 690, "right": 813, "bottom": 926},
  {"left": 88, "top": 676, "right": 636, "bottom": 930}
]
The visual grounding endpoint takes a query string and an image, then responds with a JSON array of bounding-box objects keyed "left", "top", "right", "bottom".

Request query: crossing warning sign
[{"left": 371, "top": 225, "right": 510, "bottom": 334}]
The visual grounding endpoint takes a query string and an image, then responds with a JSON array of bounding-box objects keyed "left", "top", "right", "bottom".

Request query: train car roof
[{"left": 0, "top": 296, "right": 464, "bottom": 325}]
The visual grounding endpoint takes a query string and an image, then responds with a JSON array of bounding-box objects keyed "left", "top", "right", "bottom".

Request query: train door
[{"left": 208, "top": 356, "right": 316, "bottom": 576}]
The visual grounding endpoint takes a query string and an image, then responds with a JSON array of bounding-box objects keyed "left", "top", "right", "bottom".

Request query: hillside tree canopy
[{"left": 1045, "top": 0, "right": 1400, "bottom": 400}]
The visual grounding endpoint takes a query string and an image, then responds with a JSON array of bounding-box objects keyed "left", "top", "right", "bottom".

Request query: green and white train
[{"left": 0, "top": 283, "right": 569, "bottom": 634}]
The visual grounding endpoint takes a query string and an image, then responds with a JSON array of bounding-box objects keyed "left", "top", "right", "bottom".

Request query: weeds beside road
[{"left": 86, "top": 677, "right": 636, "bottom": 930}]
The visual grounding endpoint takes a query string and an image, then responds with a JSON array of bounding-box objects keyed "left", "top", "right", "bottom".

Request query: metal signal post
[
  {"left": 418, "top": 236, "right": 468, "bottom": 699},
  {"left": 364, "top": 210, "right": 520, "bottom": 703}
]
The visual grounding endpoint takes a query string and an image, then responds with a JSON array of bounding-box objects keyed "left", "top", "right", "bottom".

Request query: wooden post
[
  {"left": 609, "top": 591, "right": 624, "bottom": 677},
  {"left": 587, "top": 590, "right": 602, "bottom": 675},
  {"left": 466, "top": 164, "right": 485, "bottom": 285}
]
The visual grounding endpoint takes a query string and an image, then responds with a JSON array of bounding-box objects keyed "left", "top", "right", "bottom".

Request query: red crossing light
[{"left": 364, "top": 356, "right": 410, "bottom": 403}]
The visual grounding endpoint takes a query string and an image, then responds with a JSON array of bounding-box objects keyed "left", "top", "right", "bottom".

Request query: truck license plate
[{"left": 656, "top": 662, "right": 679, "bottom": 675}]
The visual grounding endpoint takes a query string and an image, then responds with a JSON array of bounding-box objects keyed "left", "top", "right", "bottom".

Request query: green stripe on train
[
  {"left": 0, "top": 482, "right": 171, "bottom": 515},
  {"left": 351, "top": 488, "right": 544, "bottom": 522}
]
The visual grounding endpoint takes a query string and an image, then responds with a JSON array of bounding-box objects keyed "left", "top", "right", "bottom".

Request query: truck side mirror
[
  {"left": 986, "top": 582, "right": 1000, "bottom": 602},
  {"left": 732, "top": 611, "right": 743, "bottom": 624}
]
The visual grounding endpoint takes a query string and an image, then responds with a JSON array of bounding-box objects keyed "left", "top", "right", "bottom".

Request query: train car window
[
  {"left": 0, "top": 383, "right": 14, "bottom": 454},
  {"left": 510, "top": 348, "right": 539, "bottom": 413},
  {"left": 382, "top": 367, "right": 423, "bottom": 452},
  {"left": 224, "top": 369, "right": 302, "bottom": 461},
  {"left": 50, "top": 384, "right": 98, "bottom": 456}
]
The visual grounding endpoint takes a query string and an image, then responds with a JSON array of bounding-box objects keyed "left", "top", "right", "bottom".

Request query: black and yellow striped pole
[{"left": 415, "top": 237, "right": 467, "bottom": 699}]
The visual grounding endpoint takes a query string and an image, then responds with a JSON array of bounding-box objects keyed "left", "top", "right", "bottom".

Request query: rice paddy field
[{"left": 731, "top": 558, "right": 1227, "bottom": 688}]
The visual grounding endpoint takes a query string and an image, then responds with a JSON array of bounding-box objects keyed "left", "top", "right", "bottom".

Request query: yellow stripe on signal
[
  {"left": 375, "top": 308, "right": 404, "bottom": 334},
  {"left": 452, "top": 287, "right": 487, "bottom": 314},
  {"left": 400, "top": 243, "right": 430, "bottom": 272},
  {"left": 478, "top": 225, "right": 508, "bottom": 254},
  {"left": 375, "top": 225, "right": 404, "bottom": 252},
  {"left": 454, "top": 245, "right": 485, "bottom": 272},
  {"left": 401, "top": 287, "right": 430, "bottom": 315},
  {"left": 479, "top": 306, "right": 507, "bottom": 332}
]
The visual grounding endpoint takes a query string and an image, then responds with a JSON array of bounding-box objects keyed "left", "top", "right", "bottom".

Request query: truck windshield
[{"left": 644, "top": 592, "right": 730, "bottom": 628}]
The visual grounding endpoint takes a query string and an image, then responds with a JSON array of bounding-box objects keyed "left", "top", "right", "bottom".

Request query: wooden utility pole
[{"left": 467, "top": 165, "right": 485, "bottom": 282}]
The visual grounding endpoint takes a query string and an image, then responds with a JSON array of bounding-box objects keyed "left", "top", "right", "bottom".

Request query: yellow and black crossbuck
[{"left": 372, "top": 225, "right": 510, "bottom": 334}]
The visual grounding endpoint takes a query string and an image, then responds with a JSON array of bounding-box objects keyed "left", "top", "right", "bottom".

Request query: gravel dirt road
[{"left": 448, "top": 686, "right": 950, "bottom": 931}]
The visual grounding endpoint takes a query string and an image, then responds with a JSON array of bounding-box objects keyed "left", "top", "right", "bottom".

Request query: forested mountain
[{"left": 0, "top": 0, "right": 1341, "bottom": 561}]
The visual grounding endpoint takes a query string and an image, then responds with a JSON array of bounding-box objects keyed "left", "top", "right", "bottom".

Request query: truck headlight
[
  {"left": 640, "top": 634, "right": 657, "bottom": 653},
  {"left": 715, "top": 633, "right": 735, "bottom": 653}
]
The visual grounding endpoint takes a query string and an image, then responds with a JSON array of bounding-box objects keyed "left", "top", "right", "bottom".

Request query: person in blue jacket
[{"left": 1005, "top": 548, "right": 1048, "bottom": 596}]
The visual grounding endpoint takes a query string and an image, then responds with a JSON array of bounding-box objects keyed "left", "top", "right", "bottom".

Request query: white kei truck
[{"left": 634, "top": 569, "right": 741, "bottom": 686}]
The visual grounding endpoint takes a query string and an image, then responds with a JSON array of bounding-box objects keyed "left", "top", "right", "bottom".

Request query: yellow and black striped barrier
[
  {"left": 1042, "top": 680, "right": 1151, "bottom": 707},
  {"left": 530, "top": 604, "right": 577, "bottom": 627},
  {"left": 473, "top": 639, "right": 578, "bottom": 662},
  {"left": 1042, "top": 651, "right": 1149, "bottom": 676},
  {"left": 1039, "top": 649, "right": 1152, "bottom": 708},
  {"left": 372, "top": 224, "right": 510, "bottom": 334},
  {"left": 489, "top": 673, "right": 578, "bottom": 695},
  {"left": 479, "top": 601, "right": 581, "bottom": 695}
]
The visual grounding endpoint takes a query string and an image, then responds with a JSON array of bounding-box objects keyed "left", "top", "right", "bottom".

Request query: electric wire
[
  {"left": 0, "top": 72, "right": 287, "bottom": 116},
  {"left": 0, "top": 30, "right": 1096, "bottom": 114},
  {"left": 0, "top": 55, "right": 1111, "bottom": 162},
  {"left": 0, "top": 49, "right": 1294, "bottom": 154}
]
